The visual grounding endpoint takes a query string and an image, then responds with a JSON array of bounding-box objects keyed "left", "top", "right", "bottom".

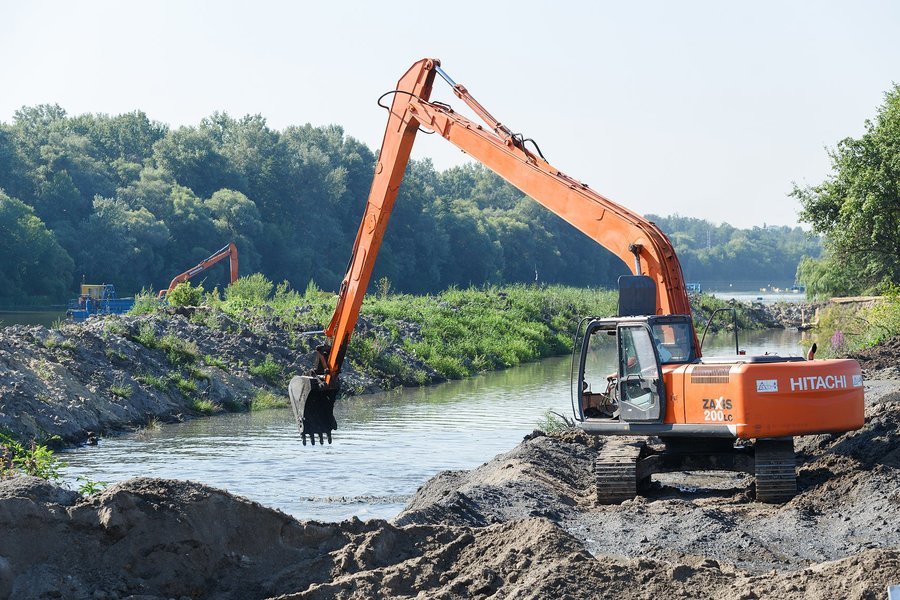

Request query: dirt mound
[
  {"left": 848, "top": 334, "right": 900, "bottom": 375},
  {"left": 396, "top": 430, "right": 595, "bottom": 527},
  {"left": 1, "top": 381, "right": 897, "bottom": 598},
  {"left": 2, "top": 473, "right": 896, "bottom": 600},
  {"left": 2, "top": 474, "right": 897, "bottom": 600},
  {"left": 397, "top": 379, "right": 900, "bottom": 576}
]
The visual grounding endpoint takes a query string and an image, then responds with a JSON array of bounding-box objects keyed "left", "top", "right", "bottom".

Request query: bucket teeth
[{"left": 289, "top": 375, "right": 338, "bottom": 446}]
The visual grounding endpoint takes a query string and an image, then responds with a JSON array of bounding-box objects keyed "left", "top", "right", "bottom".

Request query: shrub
[
  {"left": 167, "top": 281, "right": 204, "bottom": 307},
  {"left": 225, "top": 273, "right": 274, "bottom": 306},
  {"left": 130, "top": 288, "right": 161, "bottom": 316},
  {"left": 0, "top": 432, "right": 66, "bottom": 481}
]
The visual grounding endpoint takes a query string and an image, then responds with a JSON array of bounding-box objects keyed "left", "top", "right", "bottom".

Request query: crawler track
[
  {"left": 595, "top": 437, "right": 646, "bottom": 504},
  {"left": 754, "top": 438, "right": 797, "bottom": 503}
]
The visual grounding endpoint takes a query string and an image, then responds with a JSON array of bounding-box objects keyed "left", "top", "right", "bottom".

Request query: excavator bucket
[{"left": 288, "top": 375, "right": 338, "bottom": 446}]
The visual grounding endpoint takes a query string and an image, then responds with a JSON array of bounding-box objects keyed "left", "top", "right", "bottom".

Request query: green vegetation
[
  {"left": 209, "top": 276, "right": 618, "bottom": 381},
  {"left": 250, "top": 389, "right": 289, "bottom": 411},
  {"left": 812, "top": 289, "right": 900, "bottom": 356},
  {"left": 43, "top": 336, "right": 76, "bottom": 351},
  {"left": 647, "top": 214, "right": 820, "bottom": 286},
  {"left": 130, "top": 323, "right": 198, "bottom": 366},
  {"left": 104, "top": 347, "right": 127, "bottom": 362},
  {"left": 135, "top": 372, "right": 167, "bottom": 391},
  {"left": 109, "top": 381, "right": 133, "bottom": 399},
  {"left": 130, "top": 289, "right": 160, "bottom": 315},
  {"left": 132, "top": 322, "right": 158, "bottom": 347},
  {"left": 537, "top": 410, "right": 573, "bottom": 434},
  {"left": 190, "top": 398, "right": 217, "bottom": 415},
  {"left": 76, "top": 475, "right": 107, "bottom": 496},
  {"left": 0, "top": 107, "right": 815, "bottom": 303},
  {"left": 167, "top": 281, "right": 203, "bottom": 306},
  {"left": 249, "top": 354, "right": 282, "bottom": 384},
  {"left": 0, "top": 431, "right": 66, "bottom": 481},
  {"left": 171, "top": 374, "right": 197, "bottom": 396},
  {"left": 202, "top": 354, "right": 227, "bottom": 370},
  {"left": 158, "top": 334, "right": 198, "bottom": 366},
  {"left": 794, "top": 84, "right": 900, "bottom": 297}
]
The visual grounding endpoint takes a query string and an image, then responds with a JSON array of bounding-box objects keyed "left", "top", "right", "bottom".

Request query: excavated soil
[{"left": 1, "top": 376, "right": 898, "bottom": 599}]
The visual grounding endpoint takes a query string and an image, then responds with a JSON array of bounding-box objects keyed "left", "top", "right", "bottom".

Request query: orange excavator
[
  {"left": 158, "top": 242, "right": 239, "bottom": 299},
  {"left": 289, "top": 59, "right": 864, "bottom": 502}
]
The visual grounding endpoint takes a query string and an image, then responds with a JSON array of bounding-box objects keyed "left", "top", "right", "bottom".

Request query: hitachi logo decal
[{"left": 790, "top": 375, "right": 847, "bottom": 391}]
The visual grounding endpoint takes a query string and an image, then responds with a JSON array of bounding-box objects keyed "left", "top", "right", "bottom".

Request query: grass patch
[
  {"left": 202, "top": 354, "right": 227, "bottom": 370},
  {"left": 109, "top": 381, "right": 133, "bottom": 399},
  {"left": 104, "top": 320, "right": 126, "bottom": 336},
  {"left": 105, "top": 347, "right": 127, "bottom": 362},
  {"left": 158, "top": 334, "right": 198, "bottom": 366},
  {"left": 249, "top": 354, "right": 282, "bottom": 384},
  {"left": 190, "top": 398, "right": 217, "bottom": 415},
  {"left": 133, "top": 322, "right": 158, "bottom": 348},
  {"left": 135, "top": 373, "right": 167, "bottom": 391},
  {"left": 171, "top": 374, "right": 198, "bottom": 396},
  {"left": 43, "top": 337, "right": 76, "bottom": 351},
  {"left": 186, "top": 365, "right": 209, "bottom": 381},
  {"left": 537, "top": 410, "right": 573, "bottom": 434},
  {"left": 250, "top": 389, "right": 289, "bottom": 411}
]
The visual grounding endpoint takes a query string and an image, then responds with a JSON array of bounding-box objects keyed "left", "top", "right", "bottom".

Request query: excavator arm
[
  {"left": 158, "top": 242, "right": 239, "bottom": 298},
  {"left": 288, "top": 58, "right": 694, "bottom": 445}
]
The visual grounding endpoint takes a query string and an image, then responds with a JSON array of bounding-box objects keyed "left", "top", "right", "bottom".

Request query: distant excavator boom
[{"left": 158, "top": 242, "right": 239, "bottom": 298}]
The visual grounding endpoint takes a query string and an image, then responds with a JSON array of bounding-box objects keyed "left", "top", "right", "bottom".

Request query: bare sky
[{"left": 1, "top": 1, "right": 898, "bottom": 228}]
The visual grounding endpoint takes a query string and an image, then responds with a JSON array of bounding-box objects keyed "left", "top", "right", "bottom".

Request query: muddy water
[{"left": 61, "top": 329, "right": 809, "bottom": 521}]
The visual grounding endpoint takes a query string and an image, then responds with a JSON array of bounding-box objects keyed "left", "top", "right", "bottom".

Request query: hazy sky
[{"left": 2, "top": 1, "right": 898, "bottom": 228}]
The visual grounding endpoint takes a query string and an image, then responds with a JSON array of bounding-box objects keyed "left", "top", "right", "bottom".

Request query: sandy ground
[{"left": 1, "top": 357, "right": 898, "bottom": 598}]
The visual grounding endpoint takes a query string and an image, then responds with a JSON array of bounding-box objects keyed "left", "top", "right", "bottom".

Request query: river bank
[
  {"left": 1, "top": 369, "right": 897, "bottom": 598},
  {"left": 0, "top": 286, "right": 810, "bottom": 447}
]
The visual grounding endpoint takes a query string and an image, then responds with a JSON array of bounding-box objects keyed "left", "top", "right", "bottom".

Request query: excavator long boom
[
  {"left": 288, "top": 58, "right": 693, "bottom": 445},
  {"left": 158, "top": 242, "right": 239, "bottom": 298}
]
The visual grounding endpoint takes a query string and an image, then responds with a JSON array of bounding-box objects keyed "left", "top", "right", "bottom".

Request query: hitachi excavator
[
  {"left": 288, "top": 59, "right": 865, "bottom": 503},
  {"left": 158, "top": 242, "right": 239, "bottom": 299}
]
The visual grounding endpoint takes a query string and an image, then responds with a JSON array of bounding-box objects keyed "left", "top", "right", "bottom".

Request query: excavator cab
[{"left": 575, "top": 314, "right": 696, "bottom": 423}]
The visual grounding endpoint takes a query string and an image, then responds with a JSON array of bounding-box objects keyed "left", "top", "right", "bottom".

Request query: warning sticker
[{"left": 756, "top": 379, "right": 778, "bottom": 393}]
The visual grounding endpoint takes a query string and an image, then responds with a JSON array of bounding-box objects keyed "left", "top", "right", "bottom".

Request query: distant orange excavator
[{"left": 158, "top": 242, "right": 239, "bottom": 299}]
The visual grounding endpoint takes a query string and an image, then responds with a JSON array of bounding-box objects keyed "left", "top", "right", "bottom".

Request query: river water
[
  {"left": 61, "top": 329, "right": 809, "bottom": 521},
  {"left": 0, "top": 310, "right": 66, "bottom": 328}
]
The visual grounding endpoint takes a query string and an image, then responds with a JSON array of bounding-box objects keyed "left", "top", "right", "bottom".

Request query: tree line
[
  {"left": 0, "top": 105, "right": 817, "bottom": 303},
  {"left": 793, "top": 84, "right": 900, "bottom": 297}
]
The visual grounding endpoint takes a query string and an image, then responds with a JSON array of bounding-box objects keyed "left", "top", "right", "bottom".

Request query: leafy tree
[
  {"left": 0, "top": 191, "right": 74, "bottom": 299},
  {"left": 794, "top": 84, "right": 900, "bottom": 295},
  {"left": 71, "top": 198, "right": 169, "bottom": 292}
]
